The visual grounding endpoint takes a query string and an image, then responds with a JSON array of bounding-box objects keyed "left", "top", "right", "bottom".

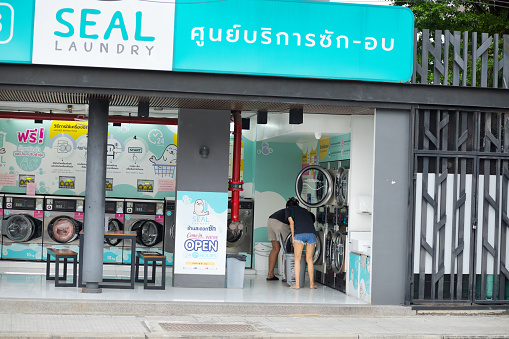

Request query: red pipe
[
  {"left": 0, "top": 112, "right": 178, "bottom": 125},
  {"left": 229, "top": 110, "right": 243, "bottom": 223}
]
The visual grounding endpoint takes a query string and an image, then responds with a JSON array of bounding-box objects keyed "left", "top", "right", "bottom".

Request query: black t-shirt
[
  {"left": 269, "top": 209, "right": 289, "bottom": 224},
  {"left": 285, "top": 206, "right": 316, "bottom": 234}
]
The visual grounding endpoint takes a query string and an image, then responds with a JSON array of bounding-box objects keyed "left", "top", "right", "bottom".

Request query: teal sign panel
[
  {"left": 0, "top": 0, "right": 35, "bottom": 64},
  {"left": 173, "top": 0, "right": 414, "bottom": 82}
]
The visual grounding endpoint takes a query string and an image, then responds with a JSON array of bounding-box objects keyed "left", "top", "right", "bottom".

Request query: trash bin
[
  {"left": 226, "top": 254, "right": 247, "bottom": 288},
  {"left": 284, "top": 253, "right": 307, "bottom": 288}
]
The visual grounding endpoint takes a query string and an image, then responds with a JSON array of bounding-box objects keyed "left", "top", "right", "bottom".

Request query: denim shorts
[{"left": 294, "top": 233, "right": 316, "bottom": 245}]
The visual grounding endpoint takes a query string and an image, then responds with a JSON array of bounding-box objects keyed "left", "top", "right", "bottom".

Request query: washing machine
[
  {"left": 163, "top": 197, "right": 175, "bottom": 266},
  {"left": 123, "top": 199, "right": 165, "bottom": 264},
  {"left": 43, "top": 196, "right": 85, "bottom": 259},
  {"left": 226, "top": 199, "right": 254, "bottom": 268},
  {"left": 103, "top": 198, "right": 125, "bottom": 264},
  {"left": 1, "top": 194, "right": 45, "bottom": 261}
]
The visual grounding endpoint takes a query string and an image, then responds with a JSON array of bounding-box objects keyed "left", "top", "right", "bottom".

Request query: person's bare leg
[
  {"left": 307, "top": 243, "right": 317, "bottom": 288},
  {"left": 291, "top": 241, "right": 304, "bottom": 289},
  {"left": 267, "top": 240, "right": 280, "bottom": 279}
]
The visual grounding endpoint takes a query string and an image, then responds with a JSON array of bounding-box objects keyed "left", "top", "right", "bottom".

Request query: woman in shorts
[{"left": 285, "top": 198, "right": 317, "bottom": 289}]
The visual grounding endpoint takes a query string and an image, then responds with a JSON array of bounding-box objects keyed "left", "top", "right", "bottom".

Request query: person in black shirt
[
  {"left": 266, "top": 198, "right": 296, "bottom": 281},
  {"left": 285, "top": 198, "right": 317, "bottom": 289}
]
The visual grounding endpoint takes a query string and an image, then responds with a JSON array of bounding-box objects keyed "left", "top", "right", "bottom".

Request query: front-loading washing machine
[
  {"left": 226, "top": 199, "right": 254, "bottom": 268},
  {"left": 1, "top": 194, "right": 45, "bottom": 261},
  {"left": 123, "top": 199, "right": 165, "bottom": 264},
  {"left": 43, "top": 196, "right": 84, "bottom": 259},
  {"left": 103, "top": 198, "right": 125, "bottom": 264},
  {"left": 163, "top": 197, "right": 175, "bottom": 266}
]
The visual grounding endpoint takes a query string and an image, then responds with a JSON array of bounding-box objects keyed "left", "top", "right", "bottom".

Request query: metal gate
[{"left": 411, "top": 108, "right": 509, "bottom": 304}]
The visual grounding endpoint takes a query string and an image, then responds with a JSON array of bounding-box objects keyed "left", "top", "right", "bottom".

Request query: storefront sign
[
  {"left": 174, "top": 191, "right": 228, "bottom": 275},
  {"left": 0, "top": 0, "right": 35, "bottom": 63},
  {"left": 32, "top": 0, "right": 175, "bottom": 71},
  {"left": 173, "top": 0, "right": 414, "bottom": 82},
  {"left": 0, "top": 0, "right": 414, "bottom": 82}
]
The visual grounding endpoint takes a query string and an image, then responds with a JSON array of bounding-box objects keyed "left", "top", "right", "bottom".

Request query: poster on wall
[
  {"left": 0, "top": 119, "right": 178, "bottom": 199},
  {"left": 173, "top": 190, "right": 228, "bottom": 275}
]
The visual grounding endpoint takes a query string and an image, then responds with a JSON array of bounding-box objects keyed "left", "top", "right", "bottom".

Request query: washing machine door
[
  {"left": 331, "top": 232, "right": 346, "bottom": 274},
  {"left": 295, "top": 165, "right": 336, "bottom": 208},
  {"left": 226, "top": 218, "right": 247, "bottom": 248},
  {"left": 48, "top": 216, "right": 81, "bottom": 243},
  {"left": 4, "top": 214, "right": 36, "bottom": 242},
  {"left": 132, "top": 220, "right": 163, "bottom": 246},
  {"left": 105, "top": 218, "right": 123, "bottom": 246},
  {"left": 283, "top": 233, "right": 321, "bottom": 264}
]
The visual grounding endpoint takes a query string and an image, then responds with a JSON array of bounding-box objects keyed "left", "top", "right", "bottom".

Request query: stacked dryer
[
  {"left": 1, "top": 194, "right": 45, "bottom": 261},
  {"left": 43, "top": 196, "right": 85, "bottom": 258}
]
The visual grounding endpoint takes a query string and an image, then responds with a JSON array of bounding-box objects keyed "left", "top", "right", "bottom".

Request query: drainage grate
[{"left": 159, "top": 323, "right": 258, "bottom": 333}]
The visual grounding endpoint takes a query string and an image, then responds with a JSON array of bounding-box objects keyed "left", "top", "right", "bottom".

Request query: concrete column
[
  {"left": 371, "top": 108, "right": 411, "bottom": 305},
  {"left": 82, "top": 98, "right": 109, "bottom": 293},
  {"left": 173, "top": 108, "right": 231, "bottom": 288}
]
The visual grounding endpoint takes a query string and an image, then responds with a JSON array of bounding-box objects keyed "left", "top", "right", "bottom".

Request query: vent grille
[{"left": 159, "top": 323, "right": 258, "bottom": 333}]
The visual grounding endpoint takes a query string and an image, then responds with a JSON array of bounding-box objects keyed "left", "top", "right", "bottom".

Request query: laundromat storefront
[{"left": 3, "top": 0, "right": 506, "bottom": 306}]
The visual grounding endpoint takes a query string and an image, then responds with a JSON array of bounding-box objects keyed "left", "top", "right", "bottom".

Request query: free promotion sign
[{"left": 0, "top": 0, "right": 414, "bottom": 82}]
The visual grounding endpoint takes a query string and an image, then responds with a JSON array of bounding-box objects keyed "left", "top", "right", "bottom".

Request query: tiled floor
[{"left": 0, "top": 261, "right": 365, "bottom": 304}]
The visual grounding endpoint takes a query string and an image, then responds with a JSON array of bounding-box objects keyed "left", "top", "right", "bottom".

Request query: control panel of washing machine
[
  {"left": 5, "top": 197, "right": 44, "bottom": 210},
  {"left": 46, "top": 198, "right": 84, "bottom": 212},
  {"left": 105, "top": 201, "right": 124, "bottom": 214},
  {"left": 126, "top": 201, "right": 164, "bottom": 215}
]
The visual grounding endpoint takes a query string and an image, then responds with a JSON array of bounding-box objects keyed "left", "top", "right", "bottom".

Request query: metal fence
[
  {"left": 412, "top": 29, "right": 509, "bottom": 89},
  {"left": 411, "top": 108, "right": 509, "bottom": 304}
]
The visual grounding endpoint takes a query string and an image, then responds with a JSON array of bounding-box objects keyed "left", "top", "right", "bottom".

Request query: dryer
[
  {"left": 123, "top": 199, "right": 165, "bottom": 264},
  {"left": 1, "top": 194, "right": 45, "bottom": 261},
  {"left": 103, "top": 198, "right": 125, "bottom": 264},
  {"left": 226, "top": 199, "right": 254, "bottom": 268},
  {"left": 163, "top": 197, "right": 175, "bottom": 266},
  {"left": 43, "top": 196, "right": 84, "bottom": 259}
]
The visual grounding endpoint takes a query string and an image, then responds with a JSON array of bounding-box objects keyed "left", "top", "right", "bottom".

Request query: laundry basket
[{"left": 279, "top": 233, "right": 306, "bottom": 288}]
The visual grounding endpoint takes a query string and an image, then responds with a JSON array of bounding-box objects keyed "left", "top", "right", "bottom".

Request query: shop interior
[{"left": 0, "top": 101, "right": 374, "bottom": 305}]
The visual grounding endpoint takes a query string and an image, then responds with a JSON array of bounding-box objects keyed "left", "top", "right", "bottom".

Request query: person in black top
[
  {"left": 285, "top": 198, "right": 317, "bottom": 289},
  {"left": 266, "top": 198, "right": 296, "bottom": 281}
]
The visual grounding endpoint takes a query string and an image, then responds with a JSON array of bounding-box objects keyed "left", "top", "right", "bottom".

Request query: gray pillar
[
  {"left": 371, "top": 108, "right": 411, "bottom": 305},
  {"left": 82, "top": 98, "right": 109, "bottom": 293},
  {"left": 173, "top": 108, "right": 231, "bottom": 288}
]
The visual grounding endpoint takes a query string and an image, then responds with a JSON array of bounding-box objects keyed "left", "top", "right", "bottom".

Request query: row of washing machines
[
  {"left": 0, "top": 194, "right": 176, "bottom": 265},
  {"left": 314, "top": 205, "right": 348, "bottom": 292}
]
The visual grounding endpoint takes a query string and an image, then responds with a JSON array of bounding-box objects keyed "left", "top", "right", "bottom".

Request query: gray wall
[
  {"left": 371, "top": 108, "right": 411, "bottom": 305},
  {"left": 173, "top": 108, "right": 231, "bottom": 288}
]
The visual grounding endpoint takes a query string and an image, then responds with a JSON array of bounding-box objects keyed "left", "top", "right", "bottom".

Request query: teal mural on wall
[
  {"left": 253, "top": 141, "right": 302, "bottom": 243},
  {"left": 0, "top": 120, "right": 178, "bottom": 199}
]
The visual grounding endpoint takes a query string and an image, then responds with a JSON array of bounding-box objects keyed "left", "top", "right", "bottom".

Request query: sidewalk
[{"left": 0, "top": 309, "right": 508, "bottom": 338}]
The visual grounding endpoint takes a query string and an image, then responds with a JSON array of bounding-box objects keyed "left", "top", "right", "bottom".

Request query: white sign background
[{"left": 32, "top": 0, "right": 174, "bottom": 71}]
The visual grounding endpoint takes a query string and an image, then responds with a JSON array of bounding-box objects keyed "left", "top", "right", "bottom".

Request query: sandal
[{"left": 266, "top": 276, "right": 279, "bottom": 281}]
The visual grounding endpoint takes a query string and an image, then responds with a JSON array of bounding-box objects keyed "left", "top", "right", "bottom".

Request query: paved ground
[{"left": 0, "top": 311, "right": 508, "bottom": 338}]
